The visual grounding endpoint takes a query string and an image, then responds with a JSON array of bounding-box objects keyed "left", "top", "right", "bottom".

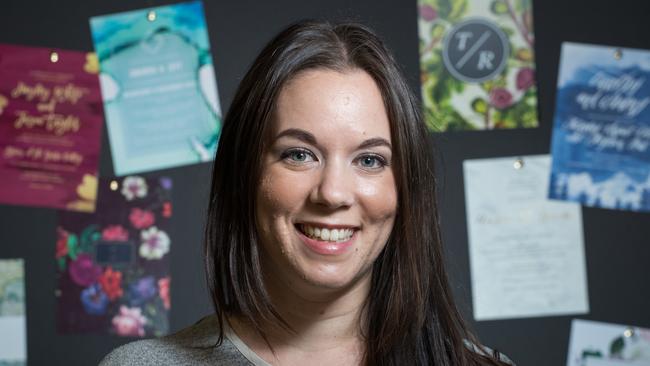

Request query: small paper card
[
  {"left": 0, "top": 44, "right": 103, "bottom": 212},
  {"left": 567, "top": 319, "right": 650, "bottom": 366},
  {"left": 464, "top": 155, "right": 589, "bottom": 320},
  {"left": 417, "top": 0, "right": 538, "bottom": 131},
  {"left": 0, "top": 259, "right": 26, "bottom": 366},
  {"left": 90, "top": 1, "right": 222, "bottom": 175},
  {"left": 549, "top": 43, "right": 650, "bottom": 212},
  {"left": 56, "top": 176, "right": 172, "bottom": 337}
]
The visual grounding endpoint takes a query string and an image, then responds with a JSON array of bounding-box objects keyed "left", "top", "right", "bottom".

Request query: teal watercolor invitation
[{"left": 90, "top": 1, "right": 221, "bottom": 175}]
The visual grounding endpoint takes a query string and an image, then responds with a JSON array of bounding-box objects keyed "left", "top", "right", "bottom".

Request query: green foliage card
[{"left": 417, "top": 0, "right": 538, "bottom": 131}]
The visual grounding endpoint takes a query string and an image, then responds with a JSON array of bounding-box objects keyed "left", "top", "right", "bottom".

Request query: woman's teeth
[{"left": 300, "top": 224, "right": 354, "bottom": 242}]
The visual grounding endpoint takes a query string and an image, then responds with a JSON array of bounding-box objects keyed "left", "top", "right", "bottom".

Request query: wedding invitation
[
  {"left": 417, "top": 0, "right": 538, "bottom": 131},
  {"left": 90, "top": 1, "right": 222, "bottom": 175},
  {"left": 549, "top": 42, "right": 650, "bottom": 213},
  {"left": 567, "top": 319, "right": 650, "bottom": 366},
  {"left": 464, "top": 155, "right": 588, "bottom": 320},
  {"left": 0, "top": 259, "right": 26, "bottom": 366},
  {"left": 56, "top": 175, "right": 172, "bottom": 337},
  {"left": 0, "top": 44, "right": 103, "bottom": 212}
]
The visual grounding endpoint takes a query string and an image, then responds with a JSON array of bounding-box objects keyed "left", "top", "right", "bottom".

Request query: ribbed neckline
[{"left": 223, "top": 320, "right": 272, "bottom": 366}]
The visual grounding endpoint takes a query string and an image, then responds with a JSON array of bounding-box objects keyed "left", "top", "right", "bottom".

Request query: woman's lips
[{"left": 295, "top": 226, "right": 356, "bottom": 255}]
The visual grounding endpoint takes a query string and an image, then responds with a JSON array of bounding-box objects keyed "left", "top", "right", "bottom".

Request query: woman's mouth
[
  {"left": 295, "top": 223, "right": 358, "bottom": 255},
  {"left": 297, "top": 223, "right": 354, "bottom": 242}
]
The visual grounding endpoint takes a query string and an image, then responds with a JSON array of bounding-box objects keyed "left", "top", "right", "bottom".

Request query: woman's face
[{"left": 255, "top": 68, "right": 397, "bottom": 295}]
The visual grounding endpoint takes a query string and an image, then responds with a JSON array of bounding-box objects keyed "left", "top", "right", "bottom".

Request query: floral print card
[
  {"left": 417, "top": 0, "right": 538, "bottom": 131},
  {"left": 0, "top": 259, "right": 26, "bottom": 366},
  {"left": 567, "top": 319, "right": 650, "bottom": 366},
  {"left": 90, "top": 1, "right": 222, "bottom": 175},
  {"left": 56, "top": 175, "right": 172, "bottom": 337},
  {"left": 0, "top": 43, "right": 104, "bottom": 212}
]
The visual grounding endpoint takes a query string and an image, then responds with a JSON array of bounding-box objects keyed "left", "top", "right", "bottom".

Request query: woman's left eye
[{"left": 357, "top": 154, "right": 387, "bottom": 170}]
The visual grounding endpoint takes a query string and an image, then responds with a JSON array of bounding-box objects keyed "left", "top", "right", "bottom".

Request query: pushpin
[
  {"left": 147, "top": 10, "right": 156, "bottom": 22},
  {"left": 513, "top": 158, "right": 524, "bottom": 170},
  {"left": 50, "top": 51, "right": 59, "bottom": 63},
  {"left": 623, "top": 328, "right": 634, "bottom": 338},
  {"left": 110, "top": 180, "right": 119, "bottom": 191},
  {"left": 613, "top": 49, "right": 623, "bottom": 60}
]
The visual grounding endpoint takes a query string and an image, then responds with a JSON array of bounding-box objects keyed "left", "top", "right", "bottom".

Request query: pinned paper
[
  {"left": 90, "top": 1, "right": 222, "bottom": 175},
  {"left": 0, "top": 44, "right": 103, "bottom": 212},
  {"left": 417, "top": 0, "right": 538, "bottom": 131}
]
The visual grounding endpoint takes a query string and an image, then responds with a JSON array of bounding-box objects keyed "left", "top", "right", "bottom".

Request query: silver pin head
[
  {"left": 110, "top": 180, "right": 119, "bottom": 191},
  {"left": 50, "top": 51, "right": 59, "bottom": 63},
  {"left": 614, "top": 49, "right": 623, "bottom": 60},
  {"left": 513, "top": 159, "right": 524, "bottom": 170},
  {"left": 624, "top": 328, "right": 634, "bottom": 338},
  {"left": 147, "top": 10, "right": 157, "bottom": 22}
]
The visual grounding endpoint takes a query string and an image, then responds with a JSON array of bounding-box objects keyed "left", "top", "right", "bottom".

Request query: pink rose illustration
[
  {"left": 129, "top": 208, "right": 155, "bottom": 229},
  {"left": 419, "top": 4, "right": 438, "bottom": 22},
  {"left": 112, "top": 306, "right": 147, "bottom": 337},
  {"left": 69, "top": 254, "right": 102, "bottom": 287},
  {"left": 516, "top": 67, "right": 535, "bottom": 91},
  {"left": 489, "top": 88, "right": 514, "bottom": 109},
  {"left": 102, "top": 225, "right": 129, "bottom": 242}
]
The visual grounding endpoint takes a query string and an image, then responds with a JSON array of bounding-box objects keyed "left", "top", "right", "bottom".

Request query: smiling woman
[{"left": 100, "top": 20, "right": 513, "bottom": 366}]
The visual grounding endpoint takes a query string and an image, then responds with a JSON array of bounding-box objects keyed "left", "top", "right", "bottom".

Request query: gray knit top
[
  {"left": 99, "top": 314, "right": 267, "bottom": 366},
  {"left": 99, "top": 314, "right": 514, "bottom": 365}
]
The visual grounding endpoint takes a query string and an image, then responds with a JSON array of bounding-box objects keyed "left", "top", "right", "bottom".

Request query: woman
[{"left": 101, "top": 20, "right": 512, "bottom": 366}]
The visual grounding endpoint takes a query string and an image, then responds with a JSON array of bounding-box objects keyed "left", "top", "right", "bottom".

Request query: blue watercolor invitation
[
  {"left": 549, "top": 43, "right": 650, "bottom": 212},
  {"left": 90, "top": 1, "right": 221, "bottom": 175}
]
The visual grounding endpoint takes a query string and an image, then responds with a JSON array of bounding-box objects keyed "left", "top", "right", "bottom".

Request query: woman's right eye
[{"left": 280, "top": 148, "right": 316, "bottom": 164}]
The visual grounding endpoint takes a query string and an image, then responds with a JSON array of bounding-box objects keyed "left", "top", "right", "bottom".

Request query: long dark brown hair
[{"left": 204, "top": 20, "right": 511, "bottom": 365}]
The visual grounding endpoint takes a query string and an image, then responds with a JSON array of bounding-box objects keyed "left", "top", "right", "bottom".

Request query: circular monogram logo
[{"left": 442, "top": 18, "right": 509, "bottom": 83}]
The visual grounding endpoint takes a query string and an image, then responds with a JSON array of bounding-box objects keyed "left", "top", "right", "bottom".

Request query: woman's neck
[{"left": 228, "top": 269, "right": 371, "bottom": 365}]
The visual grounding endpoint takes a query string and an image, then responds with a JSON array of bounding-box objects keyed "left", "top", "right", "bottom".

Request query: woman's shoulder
[{"left": 99, "top": 314, "right": 252, "bottom": 366}]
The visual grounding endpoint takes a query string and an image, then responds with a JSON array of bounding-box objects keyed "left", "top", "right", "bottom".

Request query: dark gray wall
[{"left": 1, "top": 1, "right": 649, "bottom": 365}]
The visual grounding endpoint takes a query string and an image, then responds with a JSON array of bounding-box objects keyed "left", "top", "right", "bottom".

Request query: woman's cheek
[{"left": 357, "top": 174, "right": 398, "bottom": 221}]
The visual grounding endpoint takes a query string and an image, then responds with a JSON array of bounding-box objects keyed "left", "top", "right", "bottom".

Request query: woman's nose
[{"left": 310, "top": 159, "right": 355, "bottom": 209}]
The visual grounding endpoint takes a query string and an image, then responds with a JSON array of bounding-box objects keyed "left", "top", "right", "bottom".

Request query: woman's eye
[
  {"left": 357, "top": 154, "right": 387, "bottom": 170},
  {"left": 281, "top": 149, "right": 315, "bottom": 163}
]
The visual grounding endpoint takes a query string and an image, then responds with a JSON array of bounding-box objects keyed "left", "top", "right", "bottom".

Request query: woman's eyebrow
[
  {"left": 274, "top": 128, "right": 317, "bottom": 145},
  {"left": 357, "top": 137, "right": 392, "bottom": 151},
  {"left": 274, "top": 128, "right": 391, "bottom": 151}
]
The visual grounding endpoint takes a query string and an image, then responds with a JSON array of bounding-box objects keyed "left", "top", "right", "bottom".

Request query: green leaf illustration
[{"left": 67, "top": 234, "right": 79, "bottom": 260}]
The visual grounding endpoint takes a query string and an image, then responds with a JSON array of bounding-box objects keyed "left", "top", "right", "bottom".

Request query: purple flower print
[
  {"left": 69, "top": 254, "right": 102, "bottom": 287},
  {"left": 80, "top": 284, "right": 109, "bottom": 315},
  {"left": 489, "top": 88, "right": 514, "bottom": 109},
  {"left": 419, "top": 4, "right": 438, "bottom": 22},
  {"left": 128, "top": 276, "right": 157, "bottom": 306},
  {"left": 516, "top": 67, "right": 535, "bottom": 91}
]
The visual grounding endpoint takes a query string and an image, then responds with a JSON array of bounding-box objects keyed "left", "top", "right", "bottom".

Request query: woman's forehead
[{"left": 272, "top": 68, "right": 391, "bottom": 143}]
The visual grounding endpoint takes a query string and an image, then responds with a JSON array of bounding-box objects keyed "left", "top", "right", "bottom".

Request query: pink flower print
[
  {"left": 69, "top": 254, "right": 102, "bottom": 287},
  {"left": 489, "top": 87, "right": 514, "bottom": 109},
  {"left": 121, "top": 176, "right": 148, "bottom": 201},
  {"left": 516, "top": 67, "right": 535, "bottom": 91},
  {"left": 102, "top": 225, "right": 129, "bottom": 242},
  {"left": 139, "top": 226, "right": 170, "bottom": 260},
  {"left": 129, "top": 208, "right": 155, "bottom": 229},
  {"left": 158, "top": 277, "right": 171, "bottom": 310},
  {"left": 112, "top": 305, "right": 147, "bottom": 337},
  {"left": 419, "top": 4, "right": 438, "bottom": 22}
]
